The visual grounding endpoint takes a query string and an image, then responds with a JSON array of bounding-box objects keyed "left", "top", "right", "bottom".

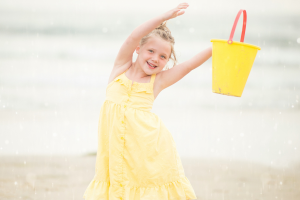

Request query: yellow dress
[{"left": 83, "top": 69, "right": 197, "bottom": 200}]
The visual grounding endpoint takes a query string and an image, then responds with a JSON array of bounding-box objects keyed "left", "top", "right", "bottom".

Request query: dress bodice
[{"left": 105, "top": 70, "right": 156, "bottom": 112}]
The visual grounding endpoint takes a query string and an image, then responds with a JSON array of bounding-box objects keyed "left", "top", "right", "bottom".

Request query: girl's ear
[{"left": 135, "top": 46, "right": 140, "bottom": 54}]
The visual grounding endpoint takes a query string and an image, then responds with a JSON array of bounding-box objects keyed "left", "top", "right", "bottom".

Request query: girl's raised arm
[
  {"left": 112, "top": 3, "right": 189, "bottom": 69},
  {"left": 159, "top": 46, "right": 212, "bottom": 90}
]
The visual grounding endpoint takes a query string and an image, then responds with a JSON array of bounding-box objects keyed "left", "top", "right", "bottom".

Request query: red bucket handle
[{"left": 227, "top": 9, "right": 247, "bottom": 44}]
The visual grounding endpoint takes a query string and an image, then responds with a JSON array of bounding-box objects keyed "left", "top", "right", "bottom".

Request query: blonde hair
[{"left": 139, "top": 21, "right": 177, "bottom": 70}]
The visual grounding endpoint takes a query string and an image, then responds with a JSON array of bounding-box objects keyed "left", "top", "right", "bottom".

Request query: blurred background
[{"left": 0, "top": 0, "right": 300, "bottom": 199}]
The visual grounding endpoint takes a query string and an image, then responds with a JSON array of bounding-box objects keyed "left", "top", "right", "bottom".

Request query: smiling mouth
[{"left": 147, "top": 61, "right": 157, "bottom": 68}]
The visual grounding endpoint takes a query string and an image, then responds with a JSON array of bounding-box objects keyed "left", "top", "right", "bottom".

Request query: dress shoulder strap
[{"left": 150, "top": 73, "right": 156, "bottom": 84}]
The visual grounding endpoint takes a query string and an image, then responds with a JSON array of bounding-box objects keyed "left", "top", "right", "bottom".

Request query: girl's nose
[{"left": 152, "top": 55, "right": 159, "bottom": 63}]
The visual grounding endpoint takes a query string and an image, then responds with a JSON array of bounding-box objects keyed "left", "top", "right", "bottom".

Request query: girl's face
[{"left": 135, "top": 36, "right": 171, "bottom": 74}]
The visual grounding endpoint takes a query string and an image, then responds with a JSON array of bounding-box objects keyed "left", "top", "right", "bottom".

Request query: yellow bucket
[{"left": 211, "top": 10, "right": 261, "bottom": 97}]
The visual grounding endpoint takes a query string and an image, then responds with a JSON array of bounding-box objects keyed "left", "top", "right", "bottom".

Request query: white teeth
[{"left": 147, "top": 61, "right": 156, "bottom": 68}]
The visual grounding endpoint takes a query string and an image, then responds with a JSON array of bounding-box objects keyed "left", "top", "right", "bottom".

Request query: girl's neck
[{"left": 128, "top": 62, "right": 150, "bottom": 79}]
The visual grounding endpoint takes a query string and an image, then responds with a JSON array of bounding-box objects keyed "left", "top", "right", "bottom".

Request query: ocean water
[{"left": 0, "top": 0, "right": 300, "bottom": 168}]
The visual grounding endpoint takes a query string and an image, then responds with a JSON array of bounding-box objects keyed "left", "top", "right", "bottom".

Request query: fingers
[
  {"left": 166, "top": 2, "right": 188, "bottom": 20},
  {"left": 177, "top": 2, "right": 189, "bottom": 9},
  {"left": 176, "top": 10, "right": 185, "bottom": 16}
]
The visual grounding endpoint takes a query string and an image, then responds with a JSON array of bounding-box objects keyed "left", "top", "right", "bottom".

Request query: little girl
[{"left": 83, "top": 2, "right": 212, "bottom": 200}]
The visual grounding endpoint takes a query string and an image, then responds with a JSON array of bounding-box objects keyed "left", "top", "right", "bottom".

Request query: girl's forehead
[{"left": 143, "top": 36, "right": 171, "bottom": 53}]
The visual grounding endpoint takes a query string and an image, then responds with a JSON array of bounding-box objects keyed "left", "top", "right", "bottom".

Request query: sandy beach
[{"left": 1, "top": 155, "right": 300, "bottom": 200}]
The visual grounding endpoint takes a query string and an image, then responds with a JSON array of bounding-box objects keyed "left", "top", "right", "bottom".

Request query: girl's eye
[
  {"left": 149, "top": 50, "right": 153, "bottom": 53},
  {"left": 161, "top": 56, "right": 166, "bottom": 59}
]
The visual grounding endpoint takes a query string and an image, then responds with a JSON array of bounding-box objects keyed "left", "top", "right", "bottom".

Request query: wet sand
[{"left": 1, "top": 155, "right": 300, "bottom": 200}]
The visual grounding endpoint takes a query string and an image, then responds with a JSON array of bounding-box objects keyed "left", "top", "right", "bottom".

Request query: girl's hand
[{"left": 162, "top": 3, "right": 189, "bottom": 21}]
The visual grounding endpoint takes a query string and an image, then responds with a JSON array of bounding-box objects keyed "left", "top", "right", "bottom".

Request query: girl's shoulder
[{"left": 107, "top": 63, "right": 132, "bottom": 85}]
